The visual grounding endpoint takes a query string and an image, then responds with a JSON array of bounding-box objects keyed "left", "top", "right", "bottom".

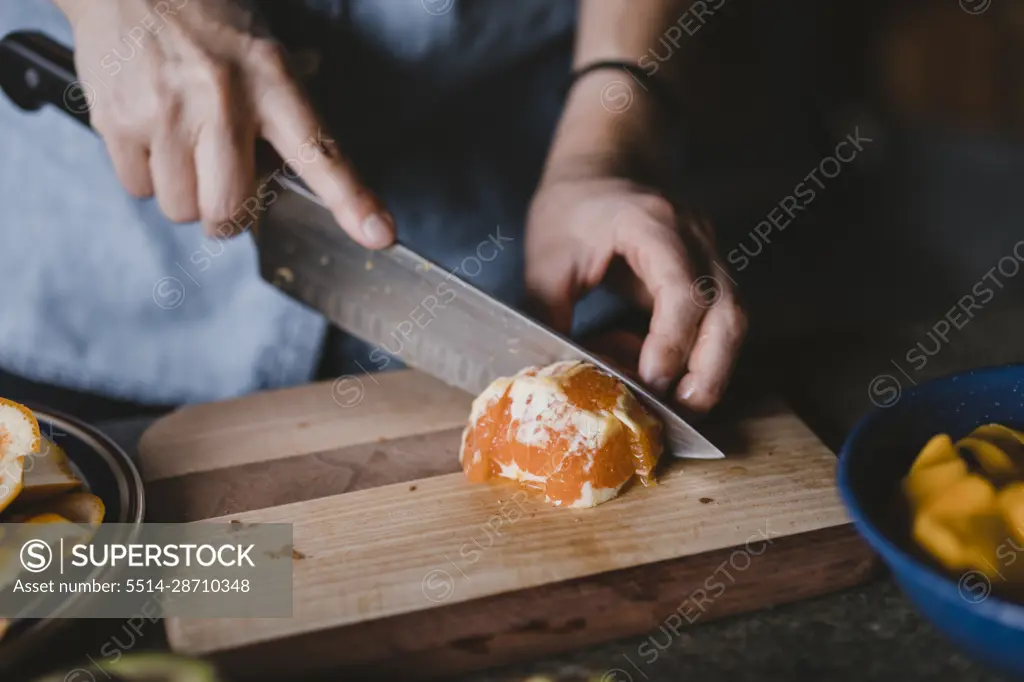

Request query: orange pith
[
  {"left": 0, "top": 398, "right": 40, "bottom": 457},
  {"left": 460, "top": 361, "right": 663, "bottom": 508}
]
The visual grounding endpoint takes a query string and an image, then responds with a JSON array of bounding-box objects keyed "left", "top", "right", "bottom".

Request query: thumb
[{"left": 524, "top": 258, "right": 577, "bottom": 335}]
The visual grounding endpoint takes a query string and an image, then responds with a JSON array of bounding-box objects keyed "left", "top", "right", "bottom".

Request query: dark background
[{"left": 5, "top": 2, "right": 1024, "bottom": 681}]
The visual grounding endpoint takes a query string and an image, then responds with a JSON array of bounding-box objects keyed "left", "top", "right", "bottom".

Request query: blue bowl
[{"left": 838, "top": 364, "right": 1024, "bottom": 676}]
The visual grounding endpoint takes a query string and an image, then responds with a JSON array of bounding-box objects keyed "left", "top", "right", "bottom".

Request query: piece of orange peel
[
  {"left": 0, "top": 398, "right": 41, "bottom": 515},
  {"left": 905, "top": 425, "right": 1024, "bottom": 583}
]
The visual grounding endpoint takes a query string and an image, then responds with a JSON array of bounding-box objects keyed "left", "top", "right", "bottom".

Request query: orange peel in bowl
[
  {"left": 909, "top": 433, "right": 961, "bottom": 475},
  {"left": 22, "top": 512, "right": 73, "bottom": 525},
  {"left": 0, "top": 398, "right": 39, "bottom": 515},
  {"left": 959, "top": 435, "right": 1022, "bottom": 484},
  {"left": 903, "top": 434, "right": 968, "bottom": 512},
  {"left": 28, "top": 491, "right": 105, "bottom": 528},
  {"left": 0, "top": 545, "right": 20, "bottom": 593},
  {"left": 0, "top": 457, "right": 24, "bottom": 518},
  {"left": 968, "top": 423, "right": 1024, "bottom": 456},
  {"left": 911, "top": 475, "right": 1000, "bottom": 572},
  {"left": 460, "top": 361, "right": 663, "bottom": 508},
  {"left": 17, "top": 436, "right": 82, "bottom": 505},
  {"left": 904, "top": 424, "right": 1024, "bottom": 587},
  {"left": 0, "top": 398, "right": 40, "bottom": 459},
  {"left": 1000, "top": 483, "right": 1024, "bottom": 546}
]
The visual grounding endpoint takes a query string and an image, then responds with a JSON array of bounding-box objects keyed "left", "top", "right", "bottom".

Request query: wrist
[{"left": 543, "top": 67, "right": 676, "bottom": 185}]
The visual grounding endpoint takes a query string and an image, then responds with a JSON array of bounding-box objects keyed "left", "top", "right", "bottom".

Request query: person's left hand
[{"left": 525, "top": 170, "right": 747, "bottom": 414}]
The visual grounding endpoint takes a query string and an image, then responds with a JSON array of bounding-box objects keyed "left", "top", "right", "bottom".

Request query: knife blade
[
  {"left": 258, "top": 180, "right": 723, "bottom": 460},
  {"left": 0, "top": 30, "right": 724, "bottom": 460}
]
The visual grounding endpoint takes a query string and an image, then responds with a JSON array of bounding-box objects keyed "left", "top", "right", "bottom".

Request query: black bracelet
[{"left": 566, "top": 60, "right": 681, "bottom": 120}]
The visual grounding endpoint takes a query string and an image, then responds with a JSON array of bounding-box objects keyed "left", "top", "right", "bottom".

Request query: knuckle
[
  {"left": 635, "top": 194, "right": 676, "bottom": 222},
  {"left": 147, "top": 92, "right": 182, "bottom": 133},
  {"left": 95, "top": 110, "right": 141, "bottom": 141},
  {"left": 659, "top": 281, "right": 691, "bottom": 308},
  {"left": 616, "top": 216, "right": 671, "bottom": 260},
  {"left": 198, "top": 61, "right": 235, "bottom": 94},
  {"left": 148, "top": 74, "right": 172, "bottom": 102},
  {"left": 90, "top": 110, "right": 117, "bottom": 137},
  {"left": 635, "top": 216, "right": 668, "bottom": 239},
  {"left": 719, "top": 303, "right": 749, "bottom": 341},
  {"left": 646, "top": 276, "right": 683, "bottom": 305},
  {"left": 130, "top": 77, "right": 172, "bottom": 122},
  {"left": 159, "top": 198, "right": 199, "bottom": 224},
  {"left": 615, "top": 205, "right": 663, "bottom": 233},
  {"left": 123, "top": 179, "right": 153, "bottom": 199},
  {"left": 729, "top": 305, "right": 749, "bottom": 335},
  {"left": 203, "top": 210, "right": 235, "bottom": 231},
  {"left": 202, "top": 193, "right": 247, "bottom": 232},
  {"left": 330, "top": 187, "right": 376, "bottom": 221},
  {"left": 205, "top": 219, "right": 242, "bottom": 239},
  {"left": 192, "top": 62, "right": 237, "bottom": 114},
  {"left": 248, "top": 39, "right": 289, "bottom": 76}
]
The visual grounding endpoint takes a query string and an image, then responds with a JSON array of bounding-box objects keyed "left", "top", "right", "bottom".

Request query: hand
[
  {"left": 55, "top": 0, "right": 394, "bottom": 246},
  {"left": 525, "top": 171, "right": 747, "bottom": 413}
]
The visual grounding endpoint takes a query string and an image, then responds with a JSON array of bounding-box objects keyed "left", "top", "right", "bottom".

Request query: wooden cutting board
[{"left": 137, "top": 369, "right": 878, "bottom": 681}]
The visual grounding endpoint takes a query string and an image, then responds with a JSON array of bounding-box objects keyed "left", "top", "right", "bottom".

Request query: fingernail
[
  {"left": 645, "top": 373, "right": 672, "bottom": 394},
  {"left": 639, "top": 355, "right": 671, "bottom": 394},
  {"left": 678, "top": 376, "right": 697, "bottom": 402},
  {"left": 360, "top": 213, "right": 394, "bottom": 248}
]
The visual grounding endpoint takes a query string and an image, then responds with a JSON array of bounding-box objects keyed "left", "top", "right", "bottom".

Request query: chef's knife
[{"left": 0, "top": 31, "right": 724, "bottom": 459}]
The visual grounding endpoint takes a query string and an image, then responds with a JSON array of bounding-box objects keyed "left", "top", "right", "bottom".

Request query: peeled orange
[{"left": 460, "top": 361, "right": 663, "bottom": 508}]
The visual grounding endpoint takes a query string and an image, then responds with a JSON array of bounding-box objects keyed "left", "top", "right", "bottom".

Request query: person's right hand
[{"left": 54, "top": 0, "right": 395, "bottom": 247}]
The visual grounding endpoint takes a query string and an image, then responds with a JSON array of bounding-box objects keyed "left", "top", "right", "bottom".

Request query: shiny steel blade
[{"left": 257, "top": 184, "right": 724, "bottom": 460}]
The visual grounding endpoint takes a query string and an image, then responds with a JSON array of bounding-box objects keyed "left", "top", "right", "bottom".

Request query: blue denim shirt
[{"left": 0, "top": 0, "right": 575, "bottom": 404}]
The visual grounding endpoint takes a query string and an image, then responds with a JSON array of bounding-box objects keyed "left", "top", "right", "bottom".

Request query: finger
[
  {"left": 675, "top": 268, "right": 748, "bottom": 413},
  {"left": 104, "top": 135, "right": 154, "bottom": 198},
  {"left": 255, "top": 73, "right": 393, "bottom": 249},
  {"left": 194, "top": 111, "right": 256, "bottom": 238},
  {"left": 524, "top": 252, "right": 577, "bottom": 335},
  {"left": 617, "top": 221, "right": 705, "bottom": 395},
  {"left": 150, "top": 119, "right": 199, "bottom": 224}
]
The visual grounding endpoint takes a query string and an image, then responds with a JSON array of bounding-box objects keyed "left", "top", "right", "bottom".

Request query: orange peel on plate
[
  {"left": 0, "top": 398, "right": 40, "bottom": 515},
  {"left": 10, "top": 491, "right": 106, "bottom": 529},
  {"left": 17, "top": 437, "right": 82, "bottom": 504}
]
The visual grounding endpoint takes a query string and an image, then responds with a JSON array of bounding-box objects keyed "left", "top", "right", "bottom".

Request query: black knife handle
[{"left": 0, "top": 31, "right": 90, "bottom": 128}]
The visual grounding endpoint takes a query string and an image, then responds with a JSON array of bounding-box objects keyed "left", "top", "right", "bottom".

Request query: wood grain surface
[
  {"left": 139, "top": 369, "right": 472, "bottom": 481},
  {"left": 137, "top": 369, "right": 877, "bottom": 681}
]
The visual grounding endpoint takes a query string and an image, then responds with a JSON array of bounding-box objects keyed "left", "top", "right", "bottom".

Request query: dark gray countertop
[{"left": 463, "top": 579, "right": 1008, "bottom": 682}]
